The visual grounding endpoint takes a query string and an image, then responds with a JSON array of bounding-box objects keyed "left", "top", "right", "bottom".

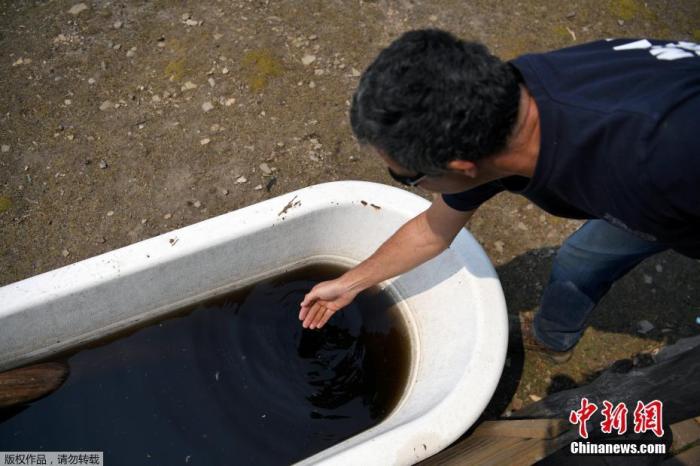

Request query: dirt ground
[{"left": 1, "top": 0, "right": 699, "bottom": 420}]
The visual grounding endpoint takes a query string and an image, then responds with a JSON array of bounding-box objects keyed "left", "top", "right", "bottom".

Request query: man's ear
[{"left": 447, "top": 159, "right": 478, "bottom": 178}]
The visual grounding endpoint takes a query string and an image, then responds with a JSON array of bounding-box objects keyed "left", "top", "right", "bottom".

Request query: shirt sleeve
[{"left": 441, "top": 180, "right": 506, "bottom": 212}]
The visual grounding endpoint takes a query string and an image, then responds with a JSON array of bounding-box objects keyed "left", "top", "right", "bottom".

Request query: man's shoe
[{"left": 508, "top": 311, "right": 574, "bottom": 364}]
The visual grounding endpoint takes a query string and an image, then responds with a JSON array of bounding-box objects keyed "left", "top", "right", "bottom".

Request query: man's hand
[{"left": 298, "top": 278, "right": 360, "bottom": 330}]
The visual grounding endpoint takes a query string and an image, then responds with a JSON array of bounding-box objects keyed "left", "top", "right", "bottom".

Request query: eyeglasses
[{"left": 387, "top": 166, "right": 427, "bottom": 187}]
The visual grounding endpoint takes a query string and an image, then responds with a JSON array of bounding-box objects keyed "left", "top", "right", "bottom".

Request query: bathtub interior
[{"left": 0, "top": 181, "right": 505, "bottom": 463}]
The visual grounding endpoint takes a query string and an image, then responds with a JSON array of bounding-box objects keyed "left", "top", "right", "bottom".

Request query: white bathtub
[{"left": 0, "top": 180, "right": 508, "bottom": 465}]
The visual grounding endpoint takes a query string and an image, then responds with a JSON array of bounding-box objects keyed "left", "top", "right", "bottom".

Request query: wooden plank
[
  {"left": 663, "top": 444, "right": 700, "bottom": 466},
  {"left": 470, "top": 419, "right": 571, "bottom": 440},
  {"left": 478, "top": 436, "right": 573, "bottom": 466},
  {"left": 419, "top": 436, "right": 523, "bottom": 465},
  {"left": 419, "top": 422, "right": 577, "bottom": 466},
  {"left": 0, "top": 361, "right": 69, "bottom": 408},
  {"left": 671, "top": 418, "right": 700, "bottom": 452},
  {"left": 420, "top": 435, "right": 576, "bottom": 466}
]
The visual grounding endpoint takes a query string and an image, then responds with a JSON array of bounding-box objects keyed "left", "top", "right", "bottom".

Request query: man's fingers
[
  {"left": 302, "top": 301, "right": 323, "bottom": 328},
  {"left": 315, "top": 308, "right": 335, "bottom": 329},
  {"left": 300, "top": 292, "right": 312, "bottom": 308},
  {"left": 310, "top": 307, "right": 333, "bottom": 329},
  {"left": 299, "top": 302, "right": 310, "bottom": 320},
  {"left": 309, "top": 306, "right": 324, "bottom": 329},
  {"left": 299, "top": 293, "right": 316, "bottom": 320}
]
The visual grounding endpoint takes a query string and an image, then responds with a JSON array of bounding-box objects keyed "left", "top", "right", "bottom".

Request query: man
[{"left": 298, "top": 29, "right": 699, "bottom": 362}]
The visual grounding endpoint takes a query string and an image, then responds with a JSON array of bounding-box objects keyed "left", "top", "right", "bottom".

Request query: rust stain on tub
[
  {"left": 396, "top": 432, "right": 444, "bottom": 465},
  {"left": 360, "top": 200, "right": 381, "bottom": 210},
  {"left": 277, "top": 195, "right": 301, "bottom": 217}
]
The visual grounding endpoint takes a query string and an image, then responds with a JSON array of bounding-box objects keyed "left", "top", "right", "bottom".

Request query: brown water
[{"left": 0, "top": 263, "right": 411, "bottom": 465}]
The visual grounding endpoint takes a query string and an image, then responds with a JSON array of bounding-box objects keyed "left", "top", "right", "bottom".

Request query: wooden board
[
  {"left": 470, "top": 419, "right": 571, "bottom": 440},
  {"left": 671, "top": 417, "right": 700, "bottom": 453},
  {"left": 663, "top": 444, "right": 700, "bottom": 466},
  {"left": 0, "top": 361, "right": 69, "bottom": 408},
  {"left": 419, "top": 419, "right": 575, "bottom": 466}
]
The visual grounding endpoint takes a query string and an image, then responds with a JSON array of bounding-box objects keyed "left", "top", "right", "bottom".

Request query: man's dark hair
[{"left": 350, "top": 28, "right": 521, "bottom": 175}]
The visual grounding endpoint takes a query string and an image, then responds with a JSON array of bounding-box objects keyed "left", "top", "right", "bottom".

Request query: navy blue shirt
[{"left": 442, "top": 38, "right": 700, "bottom": 258}]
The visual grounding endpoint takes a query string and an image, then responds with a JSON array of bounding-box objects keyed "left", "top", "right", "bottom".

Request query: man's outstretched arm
[{"left": 298, "top": 194, "right": 477, "bottom": 329}]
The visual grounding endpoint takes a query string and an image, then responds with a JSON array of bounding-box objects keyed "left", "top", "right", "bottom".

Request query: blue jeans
[{"left": 533, "top": 219, "right": 669, "bottom": 351}]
